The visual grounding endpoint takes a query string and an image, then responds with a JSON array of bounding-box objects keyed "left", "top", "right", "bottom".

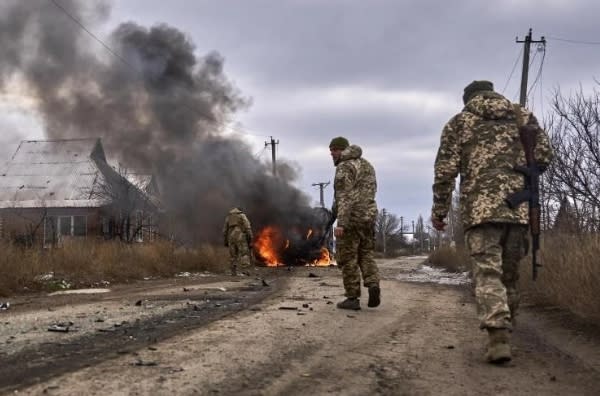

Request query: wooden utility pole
[
  {"left": 516, "top": 28, "right": 546, "bottom": 107},
  {"left": 382, "top": 209, "right": 387, "bottom": 256},
  {"left": 265, "top": 136, "right": 279, "bottom": 176},
  {"left": 311, "top": 181, "right": 330, "bottom": 207}
]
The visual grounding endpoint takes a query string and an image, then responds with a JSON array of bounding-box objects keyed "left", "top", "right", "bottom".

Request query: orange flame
[
  {"left": 311, "top": 247, "right": 331, "bottom": 266},
  {"left": 254, "top": 226, "right": 284, "bottom": 266}
]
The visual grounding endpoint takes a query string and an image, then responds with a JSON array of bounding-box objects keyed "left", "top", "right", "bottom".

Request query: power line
[
  {"left": 228, "top": 124, "right": 271, "bottom": 138},
  {"left": 528, "top": 44, "right": 546, "bottom": 98},
  {"left": 48, "top": 0, "right": 214, "bottom": 123},
  {"left": 502, "top": 47, "right": 523, "bottom": 95},
  {"left": 546, "top": 36, "right": 600, "bottom": 45},
  {"left": 48, "top": 0, "right": 134, "bottom": 71},
  {"left": 253, "top": 146, "right": 267, "bottom": 159}
]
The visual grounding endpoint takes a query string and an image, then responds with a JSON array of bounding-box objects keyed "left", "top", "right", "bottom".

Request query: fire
[
  {"left": 254, "top": 225, "right": 284, "bottom": 266},
  {"left": 311, "top": 247, "right": 331, "bottom": 266},
  {"left": 254, "top": 224, "right": 332, "bottom": 267}
]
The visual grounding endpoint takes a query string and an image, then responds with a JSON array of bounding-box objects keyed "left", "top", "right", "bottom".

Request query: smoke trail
[{"left": 0, "top": 0, "right": 315, "bottom": 244}]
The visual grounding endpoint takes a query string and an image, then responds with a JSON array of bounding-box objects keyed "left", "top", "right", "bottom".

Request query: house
[{"left": 0, "top": 138, "right": 159, "bottom": 246}]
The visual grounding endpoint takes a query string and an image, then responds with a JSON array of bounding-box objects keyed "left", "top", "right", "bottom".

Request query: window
[
  {"left": 74, "top": 216, "right": 86, "bottom": 236},
  {"left": 59, "top": 216, "right": 72, "bottom": 236},
  {"left": 44, "top": 215, "right": 87, "bottom": 246}
]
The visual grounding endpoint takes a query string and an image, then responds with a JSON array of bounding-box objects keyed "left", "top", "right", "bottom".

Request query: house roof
[{"left": 0, "top": 139, "right": 110, "bottom": 209}]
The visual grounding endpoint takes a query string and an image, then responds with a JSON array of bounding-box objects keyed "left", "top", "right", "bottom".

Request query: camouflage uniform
[
  {"left": 432, "top": 86, "right": 553, "bottom": 330},
  {"left": 333, "top": 144, "right": 380, "bottom": 300},
  {"left": 222, "top": 208, "right": 253, "bottom": 276}
]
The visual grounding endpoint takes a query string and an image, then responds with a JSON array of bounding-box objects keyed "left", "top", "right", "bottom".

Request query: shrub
[{"left": 427, "top": 245, "right": 471, "bottom": 273}]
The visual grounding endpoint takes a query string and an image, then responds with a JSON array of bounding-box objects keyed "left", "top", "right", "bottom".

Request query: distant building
[{"left": 0, "top": 138, "right": 160, "bottom": 246}]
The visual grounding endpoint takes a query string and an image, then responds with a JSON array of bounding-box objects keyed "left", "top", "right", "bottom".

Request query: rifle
[
  {"left": 317, "top": 215, "right": 336, "bottom": 247},
  {"left": 505, "top": 119, "right": 543, "bottom": 280}
]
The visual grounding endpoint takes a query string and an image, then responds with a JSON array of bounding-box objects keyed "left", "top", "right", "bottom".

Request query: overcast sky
[{"left": 1, "top": 0, "right": 600, "bottom": 229}]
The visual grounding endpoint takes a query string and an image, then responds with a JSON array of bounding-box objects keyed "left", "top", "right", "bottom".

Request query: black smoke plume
[{"left": 0, "top": 0, "right": 318, "bottom": 244}]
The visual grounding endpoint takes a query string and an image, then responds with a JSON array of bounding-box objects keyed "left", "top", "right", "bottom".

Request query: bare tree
[
  {"left": 544, "top": 85, "right": 600, "bottom": 233},
  {"left": 88, "top": 164, "right": 159, "bottom": 243},
  {"left": 375, "top": 208, "right": 406, "bottom": 255}
]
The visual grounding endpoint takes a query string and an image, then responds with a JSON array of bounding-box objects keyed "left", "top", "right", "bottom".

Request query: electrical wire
[
  {"left": 547, "top": 36, "right": 600, "bottom": 45},
  {"left": 253, "top": 146, "right": 267, "bottom": 159},
  {"left": 528, "top": 44, "right": 546, "bottom": 98},
  {"left": 501, "top": 47, "right": 523, "bottom": 95},
  {"left": 49, "top": 0, "right": 268, "bottom": 139},
  {"left": 49, "top": 0, "right": 135, "bottom": 72}
]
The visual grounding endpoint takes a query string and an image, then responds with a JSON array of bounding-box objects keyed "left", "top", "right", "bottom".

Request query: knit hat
[
  {"left": 329, "top": 136, "right": 349, "bottom": 149},
  {"left": 463, "top": 80, "right": 494, "bottom": 104}
]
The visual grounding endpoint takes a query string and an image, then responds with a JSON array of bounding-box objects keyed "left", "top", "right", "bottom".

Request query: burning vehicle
[{"left": 253, "top": 207, "right": 334, "bottom": 267}]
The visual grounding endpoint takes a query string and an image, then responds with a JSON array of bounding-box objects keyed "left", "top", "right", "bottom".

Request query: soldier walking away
[
  {"left": 223, "top": 207, "right": 254, "bottom": 276},
  {"left": 431, "top": 80, "right": 553, "bottom": 363},
  {"left": 329, "top": 137, "right": 381, "bottom": 311}
]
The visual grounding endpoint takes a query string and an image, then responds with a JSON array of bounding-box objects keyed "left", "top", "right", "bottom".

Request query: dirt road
[{"left": 1, "top": 257, "right": 599, "bottom": 395}]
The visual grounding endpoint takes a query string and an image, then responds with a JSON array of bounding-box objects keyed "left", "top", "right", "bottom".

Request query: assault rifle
[
  {"left": 505, "top": 122, "right": 543, "bottom": 280},
  {"left": 317, "top": 215, "right": 336, "bottom": 247}
]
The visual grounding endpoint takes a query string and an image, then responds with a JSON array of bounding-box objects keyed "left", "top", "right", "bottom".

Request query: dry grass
[
  {"left": 427, "top": 245, "right": 471, "bottom": 273},
  {"left": 0, "top": 240, "right": 229, "bottom": 297},
  {"left": 425, "top": 233, "right": 600, "bottom": 324},
  {"left": 520, "top": 232, "right": 600, "bottom": 323}
]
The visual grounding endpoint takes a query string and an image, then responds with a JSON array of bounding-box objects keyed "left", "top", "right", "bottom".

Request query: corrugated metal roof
[
  {"left": 125, "top": 173, "right": 153, "bottom": 192},
  {"left": 0, "top": 139, "right": 110, "bottom": 209}
]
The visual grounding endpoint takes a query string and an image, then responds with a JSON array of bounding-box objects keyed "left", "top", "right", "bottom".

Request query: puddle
[{"left": 396, "top": 264, "right": 471, "bottom": 286}]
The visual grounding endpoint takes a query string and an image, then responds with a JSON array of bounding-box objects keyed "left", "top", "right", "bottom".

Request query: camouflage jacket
[
  {"left": 222, "top": 208, "right": 253, "bottom": 243},
  {"left": 432, "top": 91, "right": 554, "bottom": 229},
  {"left": 332, "top": 145, "right": 378, "bottom": 227}
]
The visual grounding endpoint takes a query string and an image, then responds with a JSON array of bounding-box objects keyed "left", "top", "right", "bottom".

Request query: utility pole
[
  {"left": 400, "top": 216, "right": 404, "bottom": 241},
  {"left": 382, "top": 209, "right": 387, "bottom": 256},
  {"left": 265, "top": 136, "right": 279, "bottom": 176},
  {"left": 516, "top": 28, "right": 546, "bottom": 107},
  {"left": 311, "top": 181, "right": 330, "bottom": 207}
]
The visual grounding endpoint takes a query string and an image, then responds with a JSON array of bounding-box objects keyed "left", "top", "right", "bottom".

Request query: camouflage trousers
[
  {"left": 337, "top": 223, "right": 380, "bottom": 299},
  {"left": 465, "top": 223, "right": 528, "bottom": 330},
  {"left": 227, "top": 228, "right": 252, "bottom": 275}
]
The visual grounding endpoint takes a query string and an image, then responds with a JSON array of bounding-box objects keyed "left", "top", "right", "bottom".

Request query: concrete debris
[
  {"left": 48, "top": 323, "right": 72, "bottom": 332},
  {"left": 133, "top": 359, "right": 158, "bottom": 367},
  {"left": 262, "top": 279, "right": 269, "bottom": 287},
  {"left": 135, "top": 300, "right": 143, "bottom": 306},
  {"left": 0, "top": 302, "right": 9, "bottom": 311},
  {"left": 49, "top": 288, "right": 110, "bottom": 296}
]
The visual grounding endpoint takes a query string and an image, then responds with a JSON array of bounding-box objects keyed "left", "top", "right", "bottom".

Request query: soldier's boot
[
  {"left": 336, "top": 298, "right": 361, "bottom": 311},
  {"left": 485, "top": 328, "right": 512, "bottom": 364},
  {"left": 367, "top": 285, "right": 381, "bottom": 308}
]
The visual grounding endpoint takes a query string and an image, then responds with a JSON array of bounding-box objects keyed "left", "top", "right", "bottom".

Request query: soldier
[
  {"left": 329, "top": 136, "right": 381, "bottom": 310},
  {"left": 222, "top": 207, "right": 254, "bottom": 276},
  {"left": 431, "top": 80, "right": 553, "bottom": 363}
]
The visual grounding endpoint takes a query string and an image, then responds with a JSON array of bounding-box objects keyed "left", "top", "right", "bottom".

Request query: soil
[{"left": 1, "top": 257, "right": 599, "bottom": 395}]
